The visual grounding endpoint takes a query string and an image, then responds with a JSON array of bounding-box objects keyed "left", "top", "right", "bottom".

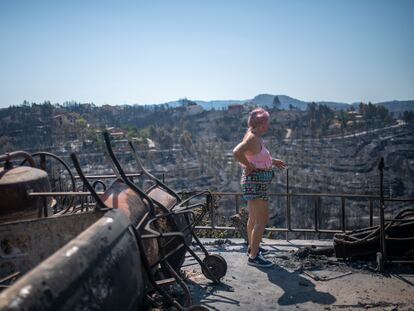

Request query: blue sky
[{"left": 0, "top": 0, "right": 413, "bottom": 107}]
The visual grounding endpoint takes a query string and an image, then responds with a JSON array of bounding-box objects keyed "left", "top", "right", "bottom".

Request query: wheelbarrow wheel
[
  {"left": 201, "top": 254, "right": 227, "bottom": 281},
  {"left": 188, "top": 305, "right": 210, "bottom": 311},
  {"left": 376, "top": 252, "right": 384, "bottom": 272}
]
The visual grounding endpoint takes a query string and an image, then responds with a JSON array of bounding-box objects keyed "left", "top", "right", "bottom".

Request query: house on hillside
[
  {"left": 146, "top": 138, "right": 157, "bottom": 150},
  {"left": 228, "top": 104, "right": 244, "bottom": 114},
  {"left": 329, "top": 119, "right": 342, "bottom": 130},
  {"left": 131, "top": 137, "right": 149, "bottom": 150},
  {"left": 53, "top": 114, "right": 67, "bottom": 126},
  {"left": 53, "top": 114, "right": 77, "bottom": 126},
  {"left": 106, "top": 127, "right": 127, "bottom": 138},
  {"left": 347, "top": 111, "right": 364, "bottom": 124},
  {"left": 185, "top": 102, "right": 203, "bottom": 116}
]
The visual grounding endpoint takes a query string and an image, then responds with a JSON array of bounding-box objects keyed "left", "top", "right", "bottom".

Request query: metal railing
[
  {"left": 28, "top": 169, "right": 411, "bottom": 238},
  {"left": 195, "top": 191, "right": 381, "bottom": 236},
  {"left": 193, "top": 165, "right": 413, "bottom": 238}
]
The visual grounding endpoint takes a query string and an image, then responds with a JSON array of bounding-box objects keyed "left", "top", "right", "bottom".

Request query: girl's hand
[
  {"left": 272, "top": 159, "right": 287, "bottom": 169},
  {"left": 244, "top": 162, "right": 256, "bottom": 175}
]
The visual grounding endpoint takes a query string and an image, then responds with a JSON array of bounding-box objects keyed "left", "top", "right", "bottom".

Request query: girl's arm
[
  {"left": 272, "top": 158, "right": 287, "bottom": 169},
  {"left": 233, "top": 136, "right": 256, "bottom": 175}
]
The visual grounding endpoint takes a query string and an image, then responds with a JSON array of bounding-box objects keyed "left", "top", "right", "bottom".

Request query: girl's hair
[{"left": 247, "top": 108, "right": 270, "bottom": 128}]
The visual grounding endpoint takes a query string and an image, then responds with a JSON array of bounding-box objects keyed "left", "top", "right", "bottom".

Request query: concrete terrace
[{"left": 182, "top": 238, "right": 414, "bottom": 311}]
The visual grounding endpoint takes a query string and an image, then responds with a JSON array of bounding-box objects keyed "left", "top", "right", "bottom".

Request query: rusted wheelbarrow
[
  {"left": 103, "top": 132, "right": 227, "bottom": 284},
  {"left": 71, "top": 153, "right": 209, "bottom": 310}
]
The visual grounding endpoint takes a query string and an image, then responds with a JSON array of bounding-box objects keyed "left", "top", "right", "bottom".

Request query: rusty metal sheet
[
  {"left": 0, "top": 211, "right": 103, "bottom": 280},
  {"left": 0, "top": 209, "right": 145, "bottom": 310}
]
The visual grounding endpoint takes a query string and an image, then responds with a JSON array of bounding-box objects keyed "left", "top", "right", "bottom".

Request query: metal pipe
[
  {"left": 314, "top": 196, "right": 319, "bottom": 232},
  {"left": 369, "top": 199, "right": 373, "bottom": 227},
  {"left": 286, "top": 169, "right": 291, "bottom": 232},
  {"left": 209, "top": 194, "right": 215, "bottom": 229},
  {"left": 384, "top": 198, "right": 414, "bottom": 202},
  {"left": 378, "top": 158, "right": 387, "bottom": 261},
  {"left": 211, "top": 191, "right": 382, "bottom": 199},
  {"left": 194, "top": 225, "right": 346, "bottom": 234},
  {"left": 341, "top": 197, "right": 346, "bottom": 232},
  {"left": 74, "top": 173, "right": 143, "bottom": 180},
  {"left": 28, "top": 191, "right": 105, "bottom": 196}
]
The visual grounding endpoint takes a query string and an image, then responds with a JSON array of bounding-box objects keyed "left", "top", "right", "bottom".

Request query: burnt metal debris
[
  {"left": 0, "top": 151, "right": 53, "bottom": 223},
  {"left": 333, "top": 158, "right": 414, "bottom": 271},
  {"left": 0, "top": 132, "right": 225, "bottom": 311}
]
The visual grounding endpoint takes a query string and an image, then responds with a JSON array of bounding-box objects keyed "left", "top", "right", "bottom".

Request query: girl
[{"left": 233, "top": 108, "right": 286, "bottom": 267}]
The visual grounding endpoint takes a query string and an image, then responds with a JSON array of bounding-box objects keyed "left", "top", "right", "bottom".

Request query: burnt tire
[{"left": 201, "top": 254, "right": 227, "bottom": 282}]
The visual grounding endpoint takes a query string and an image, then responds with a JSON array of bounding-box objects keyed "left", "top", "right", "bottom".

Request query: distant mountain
[
  {"left": 251, "top": 94, "right": 349, "bottom": 111},
  {"left": 162, "top": 95, "right": 413, "bottom": 113},
  {"left": 375, "top": 100, "right": 414, "bottom": 115},
  {"left": 251, "top": 94, "right": 306, "bottom": 110}
]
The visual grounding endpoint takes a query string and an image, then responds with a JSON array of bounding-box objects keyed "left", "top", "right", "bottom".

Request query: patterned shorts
[{"left": 241, "top": 169, "right": 274, "bottom": 201}]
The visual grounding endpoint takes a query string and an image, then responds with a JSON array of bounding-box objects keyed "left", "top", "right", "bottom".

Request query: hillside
[{"left": 1, "top": 101, "right": 413, "bottom": 234}]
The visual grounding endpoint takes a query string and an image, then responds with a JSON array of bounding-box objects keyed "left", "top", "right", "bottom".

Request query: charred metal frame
[
  {"left": 28, "top": 172, "right": 409, "bottom": 238},
  {"left": 27, "top": 183, "right": 383, "bottom": 236},
  {"left": 196, "top": 167, "right": 413, "bottom": 240},
  {"left": 376, "top": 157, "right": 414, "bottom": 271},
  {"left": 197, "top": 192, "right": 381, "bottom": 236}
]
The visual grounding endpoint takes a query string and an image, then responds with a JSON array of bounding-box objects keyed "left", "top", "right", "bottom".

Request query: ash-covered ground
[{"left": 152, "top": 238, "right": 414, "bottom": 311}]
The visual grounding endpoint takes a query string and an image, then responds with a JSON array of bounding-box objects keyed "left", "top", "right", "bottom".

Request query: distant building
[
  {"left": 106, "top": 127, "right": 127, "bottom": 138},
  {"left": 185, "top": 103, "right": 203, "bottom": 115},
  {"left": 131, "top": 137, "right": 149, "bottom": 150},
  {"left": 53, "top": 114, "right": 75, "bottom": 126},
  {"left": 146, "top": 138, "right": 157, "bottom": 150},
  {"left": 53, "top": 114, "right": 65, "bottom": 126},
  {"left": 347, "top": 111, "right": 363, "bottom": 124},
  {"left": 329, "top": 120, "right": 342, "bottom": 129},
  {"left": 228, "top": 104, "right": 244, "bottom": 114}
]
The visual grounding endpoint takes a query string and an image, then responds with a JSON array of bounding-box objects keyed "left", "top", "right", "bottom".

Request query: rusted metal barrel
[
  {"left": 0, "top": 152, "right": 52, "bottom": 223},
  {"left": 101, "top": 179, "right": 159, "bottom": 266}
]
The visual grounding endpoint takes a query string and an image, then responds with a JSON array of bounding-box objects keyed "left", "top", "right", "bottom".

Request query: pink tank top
[{"left": 246, "top": 141, "right": 272, "bottom": 169}]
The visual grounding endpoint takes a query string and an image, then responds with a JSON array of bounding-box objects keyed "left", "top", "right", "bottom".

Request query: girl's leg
[
  {"left": 247, "top": 202, "right": 256, "bottom": 252},
  {"left": 249, "top": 199, "right": 269, "bottom": 258}
]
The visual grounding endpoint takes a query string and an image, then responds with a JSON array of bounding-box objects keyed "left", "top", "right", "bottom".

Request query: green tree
[{"left": 76, "top": 117, "right": 87, "bottom": 128}]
